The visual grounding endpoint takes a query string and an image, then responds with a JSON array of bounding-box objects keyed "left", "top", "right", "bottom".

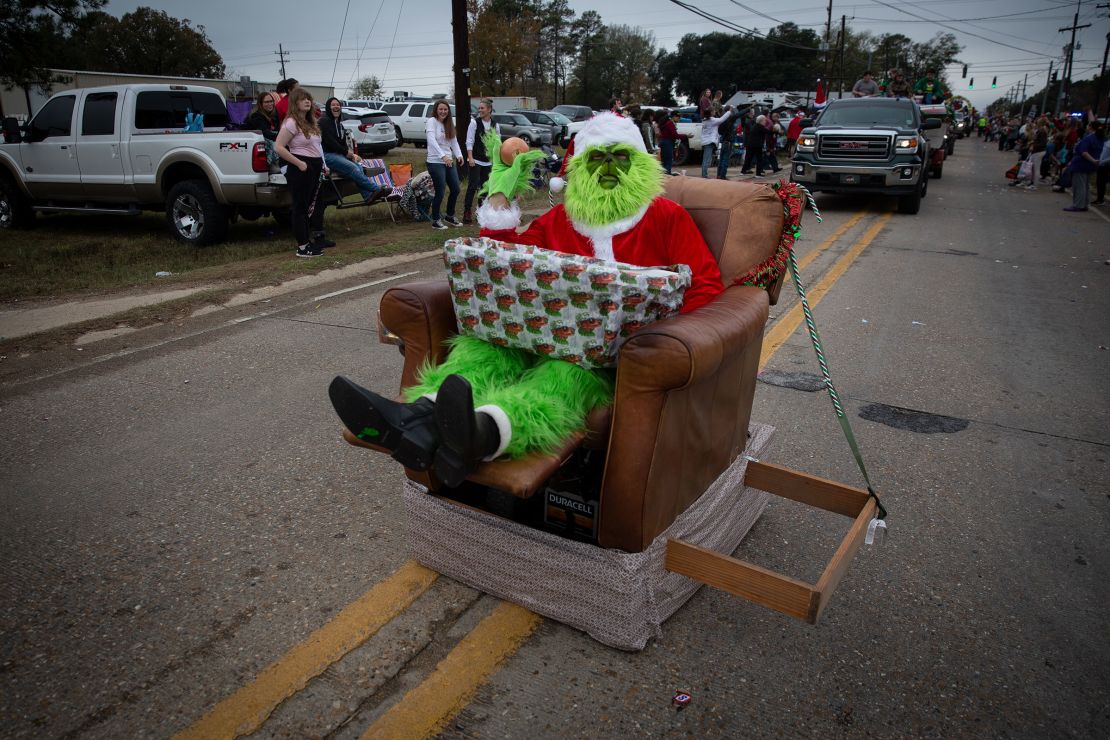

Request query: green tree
[
  {"left": 350, "top": 75, "right": 383, "bottom": 99},
  {"left": 66, "top": 7, "right": 225, "bottom": 78},
  {"left": 0, "top": 0, "right": 105, "bottom": 102},
  {"left": 468, "top": 0, "right": 541, "bottom": 96}
]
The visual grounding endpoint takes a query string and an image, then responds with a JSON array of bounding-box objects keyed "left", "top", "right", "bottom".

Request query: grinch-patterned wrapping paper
[{"left": 444, "top": 237, "right": 691, "bottom": 369}]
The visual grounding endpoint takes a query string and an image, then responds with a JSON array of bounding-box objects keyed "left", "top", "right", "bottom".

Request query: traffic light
[
  {"left": 991, "top": 77, "right": 997, "bottom": 88},
  {"left": 962, "top": 64, "right": 968, "bottom": 78},
  {"left": 969, "top": 78, "right": 974, "bottom": 89}
]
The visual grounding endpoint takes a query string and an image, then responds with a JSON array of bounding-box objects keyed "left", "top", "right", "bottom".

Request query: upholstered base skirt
[{"left": 402, "top": 424, "right": 773, "bottom": 651}]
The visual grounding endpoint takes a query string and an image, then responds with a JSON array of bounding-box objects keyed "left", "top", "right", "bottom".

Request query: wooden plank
[
  {"left": 665, "top": 539, "right": 818, "bottom": 622},
  {"left": 813, "top": 498, "right": 877, "bottom": 622},
  {"left": 744, "top": 460, "right": 870, "bottom": 518}
]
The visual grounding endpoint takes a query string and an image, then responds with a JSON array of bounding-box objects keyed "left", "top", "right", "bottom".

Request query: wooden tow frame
[{"left": 665, "top": 460, "right": 876, "bottom": 625}]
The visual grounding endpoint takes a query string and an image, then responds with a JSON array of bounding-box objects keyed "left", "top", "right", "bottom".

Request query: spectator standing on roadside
[
  {"left": 1093, "top": 133, "right": 1110, "bottom": 205},
  {"left": 1064, "top": 121, "right": 1104, "bottom": 212},
  {"left": 762, "top": 115, "right": 783, "bottom": 174},
  {"left": 700, "top": 105, "right": 736, "bottom": 178},
  {"left": 425, "top": 100, "right": 464, "bottom": 230},
  {"left": 273, "top": 88, "right": 327, "bottom": 258},
  {"left": 715, "top": 108, "right": 737, "bottom": 179},
  {"left": 739, "top": 108, "right": 759, "bottom": 175},
  {"left": 637, "top": 108, "right": 656, "bottom": 152},
  {"left": 786, "top": 107, "right": 805, "bottom": 157},
  {"left": 609, "top": 97, "right": 624, "bottom": 115},
  {"left": 656, "top": 109, "right": 688, "bottom": 175},
  {"left": 319, "top": 97, "right": 388, "bottom": 206},
  {"left": 712, "top": 90, "right": 724, "bottom": 113},
  {"left": 852, "top": 70, "right": 879, "bottom": 97},
  {"left": 463, "top": 98, "right": 499, "bottom": 224}
]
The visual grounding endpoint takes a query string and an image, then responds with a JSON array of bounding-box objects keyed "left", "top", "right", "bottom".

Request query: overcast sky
[{"left": 103, "top": 0, "right": 1109, "bottom": 110}]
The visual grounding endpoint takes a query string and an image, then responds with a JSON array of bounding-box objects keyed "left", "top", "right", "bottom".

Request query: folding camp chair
[{"left": 323, "top": 158, "right": 404, "bottom": 222}]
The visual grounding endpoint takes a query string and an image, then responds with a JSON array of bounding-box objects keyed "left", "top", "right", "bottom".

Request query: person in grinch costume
[{"left": 329, "top": 113, "right": 723, "bottom": 486}]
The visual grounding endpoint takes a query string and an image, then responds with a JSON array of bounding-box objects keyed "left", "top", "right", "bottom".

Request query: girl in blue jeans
[{"left": 425, "top": 100, "right": 464, "bottom": 229}]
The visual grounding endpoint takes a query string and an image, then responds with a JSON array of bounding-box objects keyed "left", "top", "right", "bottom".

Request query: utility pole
[
  {"left": 451, "top": 0, "right": 470, "bottom": 156},
  {"left": 1058, "top": 2, "right": 1091, "bottom": 113},
  {"left": 1018, "top": 72, "right": 1029, "bottom": 118},
  {"left": 837, "top": 15, "right": 847, "bottom": 98},
  {"left": 275, "top": 44, "right": 289, "bottom": 80},
  {"left": 1041, "top": 60, "right": 1053, "bottom": 117},
  {"left": 822, "top": 0, "right": 833, "bottom": 99},
  {"left": 1094, "top": 23, "right": 1110, "bottom": 117}
]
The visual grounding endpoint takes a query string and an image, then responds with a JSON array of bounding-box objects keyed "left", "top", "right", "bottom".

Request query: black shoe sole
[
  {"left": 328, "top": 376, "right": 438, "bottom": 470},
  {"left": 433, "top": 375, "right": 476, "bottom": 487}
]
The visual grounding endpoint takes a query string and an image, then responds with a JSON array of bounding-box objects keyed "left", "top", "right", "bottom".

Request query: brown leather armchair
[{"left": 351, "top": 177, "right": 785, "bottom": 553}]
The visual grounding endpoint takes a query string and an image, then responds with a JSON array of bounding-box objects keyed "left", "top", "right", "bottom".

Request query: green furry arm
[{"left": 479, "top": 128, "right": 546, "bottom": 199}]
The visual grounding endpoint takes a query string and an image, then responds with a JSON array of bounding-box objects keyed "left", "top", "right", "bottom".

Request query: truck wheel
[
  {"left": 0, "top": 178, "right": 35, "bottom": 229},
  {"left": 520, "top": 134, "right": 533, "bottom": 146},
  {"left": 932, "top": 162, "right": 943, "bottom": 179},
  {"left": 395, "top": 126, "right": 403, "bottom": 146},
  {"left": 166, "top": 180, "right": 229, "bottom": 245},
  {"left": 898, "top": 177, "right": 925, "bottom": 214},
  {"left": 946, "top": 138, "right": 955, "bottom": 156},
  {"left": 674, "top": 141, "right": 690, "bottom": 166}
]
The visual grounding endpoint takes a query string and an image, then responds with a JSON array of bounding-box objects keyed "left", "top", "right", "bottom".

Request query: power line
[
  {"left": 344, "top": 0, "right": 388, "bottom": 93},
  {"left": 869, "top": 0, "right": 1057, "bottom": 58},
  {"left": 380, "top": 0, "right": 407, "bottom": 96},
  {"left": 330, "top": 0, "right": 353, "bottom": 88},
  {"left": 665, "top": 0, "right": 822, "bottom": 51}
]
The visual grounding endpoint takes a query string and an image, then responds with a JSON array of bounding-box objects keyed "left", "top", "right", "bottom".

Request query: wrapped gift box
[{"left": 444, "top": 237, "right": 691, "bottom": 368}]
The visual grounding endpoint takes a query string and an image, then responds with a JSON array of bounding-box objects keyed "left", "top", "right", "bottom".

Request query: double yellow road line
[{"left": 177, "top": 206, "right": 889, "bottom": 740}]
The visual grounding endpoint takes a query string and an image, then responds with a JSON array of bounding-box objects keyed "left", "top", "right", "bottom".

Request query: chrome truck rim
[{"left": 172, "top": 193, "right": 204, "bottom": 239}]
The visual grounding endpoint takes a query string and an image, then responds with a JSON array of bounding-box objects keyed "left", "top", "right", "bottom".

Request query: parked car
[
  {"left": 0, "top": 84, "right": 324, "bottom": 245},
  {"left": 339, "top": 107, "right": 396, "bottom": 156},
  {"left": 552, "top": 105, "right": 595, "bottom": 142},
  {"left": 507, "top": 109, "right": 569, "bottom": 146},
  {"left": 379, "top": 100, "right": 455, "bottom": 147},
  {"left": 552, "top": 104, "right": 593, "bottom": 123},
  {"left": 490, "top": 113, "right": 551, "bottom": 146}
]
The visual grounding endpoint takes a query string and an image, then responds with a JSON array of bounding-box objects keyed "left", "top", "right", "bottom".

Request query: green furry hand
[{"left": 479, "top": 129, "right": 547, "bottom": 200}]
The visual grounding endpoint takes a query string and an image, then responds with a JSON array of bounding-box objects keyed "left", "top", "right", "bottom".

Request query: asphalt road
[{"left": 1, "top": 139, "right": 1107, "bottom": 738}]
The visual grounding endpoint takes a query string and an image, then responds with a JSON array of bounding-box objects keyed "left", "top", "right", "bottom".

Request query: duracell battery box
[{"left": 543, "top": 487, "right": 598, "bottom": 542}]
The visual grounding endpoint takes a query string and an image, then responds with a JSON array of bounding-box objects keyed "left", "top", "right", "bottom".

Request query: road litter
[
  {"left": 673, "top": 690, "right": 692, "bottom": 710},
  {"left": 911, "top": 321, "right": 925, "bottom": 326},
  {"left": 861, "top": 319, "right": 869, "bottom": 324},
  {"left": 155, "top": 271, "right": 173, "bottom": 277}
]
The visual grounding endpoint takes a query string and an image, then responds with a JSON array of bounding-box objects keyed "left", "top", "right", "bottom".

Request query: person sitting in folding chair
[{"left": 320, "top": 98, "right": 390, "bottom": 209}]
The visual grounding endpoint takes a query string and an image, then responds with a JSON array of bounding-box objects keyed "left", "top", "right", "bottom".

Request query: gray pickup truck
[
  {"left": 0, "top": 84, "right": 301, "bottom": 244},
  {"left": 790, "top": 97, "right": 942, "bottom": 214}
]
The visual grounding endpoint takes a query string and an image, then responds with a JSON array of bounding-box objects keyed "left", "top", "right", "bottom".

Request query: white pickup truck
[{"left": 0, "top": 84, "right": 303, "bottom": 245}]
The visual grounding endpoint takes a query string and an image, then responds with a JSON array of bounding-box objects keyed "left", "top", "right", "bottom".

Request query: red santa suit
[{"left": 480, "top": 197, "right": 723, "bottom": 313}]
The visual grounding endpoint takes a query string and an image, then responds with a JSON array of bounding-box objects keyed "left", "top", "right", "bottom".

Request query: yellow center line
[
  {"left": 760, "top": 213, "right": 893, "bottom": 371},
  {"left": 362, "top": 601, "right": 541, "bottom": 740},
  {"left": 175, "top": 561, "right": 438, "bottom": 740},
  {"left": 796, "top": 208, "right": 869, "bottom": 273}
]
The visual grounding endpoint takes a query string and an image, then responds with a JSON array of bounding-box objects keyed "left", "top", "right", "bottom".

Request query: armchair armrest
[
  {"left": 617, "top": 284, "right": 770, "bottom": 392},
  {"left": 379, "top": 280, "right": 457, "bottom": 390},
  {"left": 598, "top": 284, "right": 771, "bottom": 552}
]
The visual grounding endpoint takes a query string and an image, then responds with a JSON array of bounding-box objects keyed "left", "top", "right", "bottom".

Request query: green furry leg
[
  {"left": 477, "top": 359, "right": 614, "bottom": 458},
  {"left": 404, "top": 335, "right": 533, "bottom": 402}
]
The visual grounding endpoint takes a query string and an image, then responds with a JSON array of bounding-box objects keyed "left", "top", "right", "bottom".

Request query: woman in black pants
[
  {"left": 463, "top": 98, "right": 499, "bottom": 224},
  {"left": 274, "top": 88, "right": 327, "bottom": 257}
]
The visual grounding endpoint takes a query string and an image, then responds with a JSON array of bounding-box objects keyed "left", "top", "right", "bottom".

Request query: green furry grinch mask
[{"left": 564, "top": 144, "right": 663, "bottom": 227}]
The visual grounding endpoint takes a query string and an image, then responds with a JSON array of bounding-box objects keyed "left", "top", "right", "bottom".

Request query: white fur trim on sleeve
[
  {"left": 476, "top": 200, "right": 522, "bottom": 231},
  {"left": 475, "top": 404, "right": 512, "bottom": 460}
]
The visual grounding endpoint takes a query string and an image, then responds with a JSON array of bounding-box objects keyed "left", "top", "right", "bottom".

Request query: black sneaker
[
  {"left": 431, "top": 220, "right": 449, "bottom": 230},
  {"left": 311, "top": 232, "right": 336, "bottom": 248},
  {"left": 296, "top": 244, "right": 324, "bottom": 257},
  {"left": 443, "top": 216, "right": 462, "bottom": 227}
]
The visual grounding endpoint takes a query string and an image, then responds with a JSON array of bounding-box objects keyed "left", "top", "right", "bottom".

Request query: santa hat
[{"left": 550, "top": 112, "right": 645, "bottom": 194}]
